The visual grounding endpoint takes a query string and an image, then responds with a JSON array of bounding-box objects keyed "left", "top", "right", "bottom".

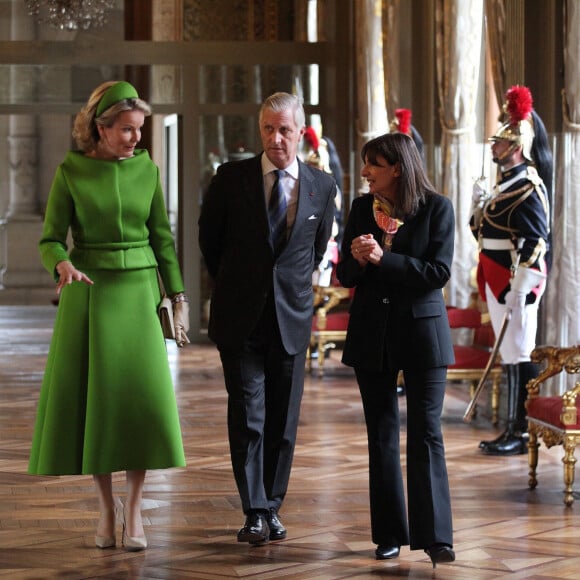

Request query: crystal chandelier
[{"left": 25, "top": 0, "right": 115, "bottom": 31}]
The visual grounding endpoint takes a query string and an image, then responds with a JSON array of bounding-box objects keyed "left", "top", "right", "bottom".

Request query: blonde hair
[{"left": 72, "top": 81, "right": 152, "bottom": 152}]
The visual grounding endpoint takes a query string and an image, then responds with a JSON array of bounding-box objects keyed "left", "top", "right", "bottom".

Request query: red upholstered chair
[
  {"left": 446, "top": 304, "right": 503, "bottom": 424},
  {"left": 526, "top": 345, "right": 580, "bottom": 506},
  {"left": 308, "top": 285, "right": 351, "bottom": 377}
]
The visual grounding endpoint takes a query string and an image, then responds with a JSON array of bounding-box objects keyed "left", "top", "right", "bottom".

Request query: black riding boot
[
  {"left": 479, "top": 364, "right": 515, "bottom": 449},
  {"left": 516, "top": 360, "right": 540, "bottom": 430},
  {"left": 480, "top": 363, "right": 529, "bottom": 456}
]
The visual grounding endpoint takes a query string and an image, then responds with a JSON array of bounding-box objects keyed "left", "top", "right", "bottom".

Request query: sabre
[
  {"left": 463, "top": 241, "right": 525, "bottom": 423},
  {"left": 463, "top": 307, "right": 511, "bottom": 423}
]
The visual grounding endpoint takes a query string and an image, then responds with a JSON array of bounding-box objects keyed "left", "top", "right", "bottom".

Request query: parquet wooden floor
[{"left": 1, "top": 305, "right": 579, "bottom": 579}]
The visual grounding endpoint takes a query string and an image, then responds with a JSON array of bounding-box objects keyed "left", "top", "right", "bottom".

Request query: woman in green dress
[{"left": 28, "top": 81, "right": 189, "bottom": 552}]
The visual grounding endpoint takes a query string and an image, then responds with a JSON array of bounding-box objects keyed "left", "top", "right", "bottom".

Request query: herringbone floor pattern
[{"left": 0, "top": 306, "right": 578, "bottom": 579}]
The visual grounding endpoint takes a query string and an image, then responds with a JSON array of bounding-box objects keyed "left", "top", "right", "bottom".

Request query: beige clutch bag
[{"left": 158, "top": 295, "right": 175, "bottom": 340}]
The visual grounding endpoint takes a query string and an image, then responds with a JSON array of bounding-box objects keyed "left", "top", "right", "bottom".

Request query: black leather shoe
[
  {"left": 424, "top": 544, "right": 455, "bottom": 568},
  {"left": 237, "top": 513, "right": 270, "bottom": 545},
  {"left": 479, "top": 434, "right": 502, "bottom": 449},
  {"left": 481, "top": 432, "right": 528, "bottom": 456},
  {"left": 375, "top": 545, "right": 400, "bottom": 560},
  {"left": 266, "top": 509, "right": 287, "bottom": 541},
  {"left": 480, "top": 429, "right": 528, "bottom": 450}
]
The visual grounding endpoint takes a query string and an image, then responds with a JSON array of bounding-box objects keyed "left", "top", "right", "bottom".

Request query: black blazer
[
  {"left": 199, "top": 154, "right": 336, "bottom": 354},
  {"left": 337, "top": 192, "right": 455, "bottom": 372}
]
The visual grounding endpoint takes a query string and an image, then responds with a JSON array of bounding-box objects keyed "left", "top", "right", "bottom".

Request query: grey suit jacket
[{"left": 199, "top": 154, "right": 336, "bottom": 354}]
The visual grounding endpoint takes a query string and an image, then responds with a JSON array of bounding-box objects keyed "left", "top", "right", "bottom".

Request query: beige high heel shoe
[
  {"left": 122, "top": 505, "right": 148, "bottom": 552},
  {"left": 95, "top": 497, "right": 123, "bottom": 549},
  {"left": 95, "top": 534, "right": 115, "bottom": 549}
]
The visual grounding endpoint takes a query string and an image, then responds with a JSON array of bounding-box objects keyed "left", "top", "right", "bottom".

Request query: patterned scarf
[{"left": 372, "top": 195, "right": 404, "bottom": 251}]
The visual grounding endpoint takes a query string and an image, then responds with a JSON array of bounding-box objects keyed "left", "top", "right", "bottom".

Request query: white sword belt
[{"left": 480, "top": 238, "right": 519, "bottom": 250}]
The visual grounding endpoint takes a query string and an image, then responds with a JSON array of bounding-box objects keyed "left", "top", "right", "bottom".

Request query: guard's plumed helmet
[
  {"left": 390, "top": 108, "right": 412, "bottom": 136},
  {"left": 389, "top": 108, "right": 425, "bottom": 162},
  {"left": 490, "top": 85, "right": 535, "bottom": 162},
  {"left": 302, "top": 126, "right": 331, "bottom": 173}
]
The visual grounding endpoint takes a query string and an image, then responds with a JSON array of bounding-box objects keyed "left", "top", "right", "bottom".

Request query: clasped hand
[{"left": 351, "top": 233, "right": 382, "bottom": 265}]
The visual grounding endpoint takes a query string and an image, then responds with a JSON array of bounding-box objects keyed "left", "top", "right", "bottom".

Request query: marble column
[
  {"left": 7, "top": 121, "right": 39, "bottom": 218},
  {"left": 4, "top": 0, "right": 47, "bottom": 293}
]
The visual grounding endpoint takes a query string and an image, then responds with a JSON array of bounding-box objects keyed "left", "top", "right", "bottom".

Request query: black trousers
[
  {"left": 355, "top": 366, "right": 453, "bottom": 550},
  {"left": 219, "top": 297, "right": 306, "bottom": 515}
]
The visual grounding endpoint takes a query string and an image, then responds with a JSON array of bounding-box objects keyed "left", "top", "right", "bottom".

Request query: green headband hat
[{"left": 96, "top": 81, "right": 139, "bottom": 117}]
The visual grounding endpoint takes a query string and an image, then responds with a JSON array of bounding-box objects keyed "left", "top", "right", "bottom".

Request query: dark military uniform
[
  {"left": 471, "top": 162, "right": 550, "bottom": 455},
  {"left": 473, "top": 163, "right": 549, "bottom": 307}
]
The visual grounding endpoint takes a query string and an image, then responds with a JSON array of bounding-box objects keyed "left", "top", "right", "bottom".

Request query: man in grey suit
[{"left": 199, "top": 92, "right": 336, "bottom": 545}]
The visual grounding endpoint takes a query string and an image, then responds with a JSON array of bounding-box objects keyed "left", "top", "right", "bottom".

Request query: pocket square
[{"left": 308, "top": 214, "right": 317, "bottom": 220}]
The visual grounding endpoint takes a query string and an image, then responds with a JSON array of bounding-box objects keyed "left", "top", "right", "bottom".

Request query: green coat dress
[{"left": 28, "top": 149, "right": 186, "bottom": 475}]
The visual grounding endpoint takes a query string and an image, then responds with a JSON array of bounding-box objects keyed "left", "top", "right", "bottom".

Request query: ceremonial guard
[
  {"left": 389, "top": 108, "right": 425, "bottom": 163},
  {"left": 470, "top": 85, "right": 552, "bottom": 456}
]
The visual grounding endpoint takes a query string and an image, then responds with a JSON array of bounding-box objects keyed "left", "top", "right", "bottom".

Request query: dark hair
[
  {"left": 410, "top": 125, "right": 425, "bottom": 162},
  {"left": 361, "top": 132, "right": 436, "bottom": 217},
  {"left": 324, "top": 135, "right": 344, "bottom": 194},
  {"left": 530, "top": 109, "right": 554, "bottom": 269},
  {"left": 530, "top": 110, "right": 553, "bottom": 198}
]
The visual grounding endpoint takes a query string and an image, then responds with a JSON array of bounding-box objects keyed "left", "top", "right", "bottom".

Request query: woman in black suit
[{"left": 337, "top": 132, "right": 455, "bottom": 568}]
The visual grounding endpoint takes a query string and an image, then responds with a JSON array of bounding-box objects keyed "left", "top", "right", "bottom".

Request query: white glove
[
  {"left": 471, "top": 178, "right": 491, "bottom": 231},
  {"left": 472, "top": 177, "right": 491, "bottom": 208},
  {"left": 504, "top": 290, "right": 526, "bottom": 310},
  {"left": 511, "top": 266, "right": 546, "bottom": 294},
  {"left": 173, "top": 299, "right": 190, "bottom": 348}
]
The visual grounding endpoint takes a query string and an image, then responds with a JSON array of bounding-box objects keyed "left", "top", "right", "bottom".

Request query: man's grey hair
[{"left": 259, "top": 92, "right": 305, "bottom": 129}]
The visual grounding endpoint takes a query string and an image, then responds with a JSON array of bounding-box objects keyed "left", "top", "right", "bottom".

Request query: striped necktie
[{"left": 268, "top": 169, "right": 287, "bottom": 255}]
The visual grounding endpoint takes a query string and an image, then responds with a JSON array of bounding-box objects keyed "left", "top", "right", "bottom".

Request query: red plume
[
  {"left": 395, "top": 108, "right": 412, "bottom": 135},
  {"left": 505, "top": 85, "right": 533, "bottom": 123},
  {"left": 303, "top": 126, "right": 319, "bottom": 151}
]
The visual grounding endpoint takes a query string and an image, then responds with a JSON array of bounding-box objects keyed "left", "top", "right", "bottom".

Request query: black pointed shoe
[
  {"left": 266, "top": 509, "right": 287, "bottom": 541},
  {"left": 237, "top": 512, "right": 270, "bottom": 545},
  {"left": 424, "top": 544, "right": 455, "bottom": 568},
  {"left": 375, "top": 545, "right": 400, "bottom": 560}
]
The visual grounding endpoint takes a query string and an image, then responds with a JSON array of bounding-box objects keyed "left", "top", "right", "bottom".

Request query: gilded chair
[
  {"left": 526, "top": 345, "right": 580, "bottom": 506},
  {"left": 308, "top": 285, "right": 351, "bottom": 377},
  {"left": 446, "top": 304, "right": 503, "bottom": 424}
]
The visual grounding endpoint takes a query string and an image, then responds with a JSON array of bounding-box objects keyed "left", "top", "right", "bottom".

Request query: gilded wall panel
[{"left": 183, "top": 0, "right": 293, "bottom": 41}]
